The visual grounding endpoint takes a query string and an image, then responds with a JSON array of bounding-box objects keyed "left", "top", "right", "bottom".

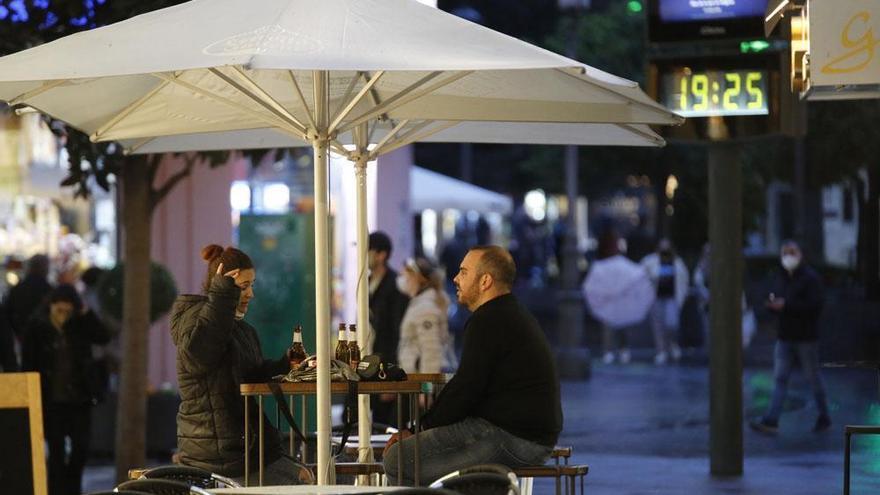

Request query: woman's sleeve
[
  {"left": 176, "top": 275, "right": 240, "bottom": 371},
  {"left": 413, "top": 314, "right": 445, "bottom": 373}
]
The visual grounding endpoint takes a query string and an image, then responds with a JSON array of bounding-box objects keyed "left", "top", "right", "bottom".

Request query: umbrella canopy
[
  {"left": 411, "top": 166, "right": 512, "bottom": 215},
  {"left": 0, "top": 0, "right": 682, "bottom": 484},
  {"left": 582, "top": 254, "right": 656, "bottom": 328}
]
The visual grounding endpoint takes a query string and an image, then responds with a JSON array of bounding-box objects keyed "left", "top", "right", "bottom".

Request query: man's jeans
[
  {"left": 764, "top": 340, "right": 830, "bottom": 424},
  {"left": 383, "top": 417, "right": 553, "bottom": 486}
]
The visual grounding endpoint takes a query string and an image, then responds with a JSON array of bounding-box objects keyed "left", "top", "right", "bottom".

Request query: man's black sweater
[{"left": 421, "top": 293, "right": 563, "bottom": 447}]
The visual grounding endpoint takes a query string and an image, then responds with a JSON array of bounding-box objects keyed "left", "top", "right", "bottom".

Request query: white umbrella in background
[
  {"left": 0, "top": 0, "right": 682, "bottom": 484},
  {"left": 582, "top": 254, "right": 656, "bottom": 328}
]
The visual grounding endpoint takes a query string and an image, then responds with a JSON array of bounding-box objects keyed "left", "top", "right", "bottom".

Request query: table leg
[
  {"left": 259, "top": 395, "right": 264, "bottom": 486},
  {"left": 844, "top": 429, "right": 851, "bottom": 495},
  {"left": 244, "top": 396, "right": 249, "bottom": 487},
  {"left": 289, "top": 396, "right": 294, "bottom": 458},
  {"left": 412, "top": 393, "right": 420, "bottom": 487},
  {"left": 397, "top": 393, "right": 403, "bottom": 486},
  {"left": 302, "top": 396, "right": 309, "bottom": 463}
]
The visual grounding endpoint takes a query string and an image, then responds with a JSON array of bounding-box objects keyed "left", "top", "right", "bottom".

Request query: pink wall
[{"left": 148, "top": 155, "right": 242, "bottom": 388}]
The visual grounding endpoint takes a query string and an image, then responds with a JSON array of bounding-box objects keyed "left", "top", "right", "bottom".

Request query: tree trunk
[{"left": 115, "top": 157, "right": 153, "bottom": 482}]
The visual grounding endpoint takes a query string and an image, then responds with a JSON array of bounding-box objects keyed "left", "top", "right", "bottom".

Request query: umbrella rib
[
  {"left": 152, "top": 72, "right": 304, "bottom": 139},
  {"left": 370, "top": 120, "right": 459, "bottom": 160},
  {"left": 339, "top": 70, "right": 473, "bottom": 134},
  {"left": 554, "top": 68, "right": 683, "bottom": 124},
  {"left": 370, "top": 118, "right": 411, "bottom": 154},
  {"left": 214, "top": 67, "right": 309, "bottom": 135},
  {"left": 328, "top": 70, "right": 385, "bottom": 134},
  {"left": 329, "top": 72, "right": 362, "bottom": 127},
  {"left": 8, "top": 79, "right": 69, "bottom": 105},
  {"left": 123, "top": 137, "right": 156, "bottom": 155},
  {"left": 614, "top": 124, "right": 665, "bottom": 146},
  {"left": 91, "top": 80, "right": 170, "bottom": 142},
  {"left": 288, "top": 70, "right": 316, "bottom": 130}
]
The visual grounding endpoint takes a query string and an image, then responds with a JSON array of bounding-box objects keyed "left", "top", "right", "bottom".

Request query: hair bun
[{"left": 201, "top": 244, "right": 224, "bottom": 262}]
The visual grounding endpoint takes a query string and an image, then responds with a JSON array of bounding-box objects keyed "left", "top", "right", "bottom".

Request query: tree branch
[{"left": 150, "top": 158, "right": 194, "bottom": 209}]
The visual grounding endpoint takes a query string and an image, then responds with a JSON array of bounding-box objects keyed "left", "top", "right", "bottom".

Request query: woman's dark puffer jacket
[{"left": 170, "top": 274, "right": 288, "bottom": 476}]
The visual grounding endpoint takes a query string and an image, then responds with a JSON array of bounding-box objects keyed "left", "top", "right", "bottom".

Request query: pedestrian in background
[
  {"left": 396, "top": 256, "right": 457, "bottom": 375},
  {"left": 0, "top": 300, "right": 17, "bottom": 371},
  {"left": 22, "top": 284, "right": 110, "bottom": 495},
  {"left": 368, "top": 231, "right": 409, "bottom": 426},
  {"left": 641, "top": 238, "right": 689, "bottom": 365},
  {"left": 5, "top": 254, "right": 52, "bottom": 340},
  {"left": 750, "top": 240, "right": 831, "bottom": 435},
  {"left": 583, "top": 231, "right": 655, "bottom": 365}
]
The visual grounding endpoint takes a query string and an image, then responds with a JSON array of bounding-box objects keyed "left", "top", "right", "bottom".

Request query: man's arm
[
  {"left": 421, "top": 313, "right": 493, "bottom": 429},
  {"left": 784, "top": 271, "right": 824, "bottom": 315}
]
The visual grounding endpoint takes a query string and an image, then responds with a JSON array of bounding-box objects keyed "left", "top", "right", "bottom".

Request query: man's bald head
[{"left": 469, "top": 245, "right": 516, "bottom": 291}]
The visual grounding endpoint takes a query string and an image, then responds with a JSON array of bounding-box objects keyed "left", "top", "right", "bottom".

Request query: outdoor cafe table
[{"left": 240, "top": 374, "right": 445, "bottom": 487}]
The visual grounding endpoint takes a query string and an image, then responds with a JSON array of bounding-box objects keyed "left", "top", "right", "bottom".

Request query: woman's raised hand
[{"left": 216, "top": 262, "right": 241, "bottom": 281}]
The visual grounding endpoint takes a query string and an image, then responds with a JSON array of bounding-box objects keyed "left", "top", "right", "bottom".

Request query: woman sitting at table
[
  {"left": 171, "top": 244, "right": 306, "bottom": 485},
  {"left": 396, "top": 257, "right": 458, "bottom": 375}
]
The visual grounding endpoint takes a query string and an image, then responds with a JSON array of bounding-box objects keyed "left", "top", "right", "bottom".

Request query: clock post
[{"left": 645, "top": 0, "right": 798, "bottom": 479}]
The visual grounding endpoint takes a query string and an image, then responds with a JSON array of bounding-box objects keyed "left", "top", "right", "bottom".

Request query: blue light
[
  {"left": 9, "top": 0, "right": 29, "bottom": 22},
  {"left": 0, "top": 6, "right": 8, "bottom": 21},
  {"left": 39, "top": 11, "right": 58, "bottom": 30},
  {"left": 70, "top": 15, "right": 88, "bottom": 26},
  {"left": 33, "top": 0, "right": 50, "bottom": 9}
]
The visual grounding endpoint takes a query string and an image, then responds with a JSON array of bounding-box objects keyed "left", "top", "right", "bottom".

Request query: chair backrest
[
  {"left": 141, "top": 465, "right": 241, "bottom": 489},
  {"left": 116, "top": 478, "right": 211, "bottom": 495}
]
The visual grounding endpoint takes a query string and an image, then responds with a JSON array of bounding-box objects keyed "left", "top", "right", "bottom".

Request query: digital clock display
[{"left": 661, "top": 69, "right": 769, "bottom": 118}]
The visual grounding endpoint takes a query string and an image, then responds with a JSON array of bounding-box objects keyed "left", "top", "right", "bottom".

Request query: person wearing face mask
[
  {"left": 396, "top": 257, "right": 457, "bottom": 376},
  {"left": 750, "top": 240, "right": 830, "bottom": 435},
  {"left": 641, "top": 238, "right": 689, "bottom": 365},
  {"left": 170, "top": 244, "right": 307, "bottom": 485},
  {"left": 22, "top": 284, "right": 110, "bottom": 495}
]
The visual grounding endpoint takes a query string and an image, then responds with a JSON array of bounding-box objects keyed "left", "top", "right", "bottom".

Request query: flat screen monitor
[
  {"left": 660, "top": 0, "right": 766, "bottom": 23},
  {"left": 647, "top": 0, "right": 769, "bottom": 42}
]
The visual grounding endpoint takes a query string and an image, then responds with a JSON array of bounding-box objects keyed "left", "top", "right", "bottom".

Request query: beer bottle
[
  {"left": 289, "top": 324, "right": 307, "bottom": 370},
  {"left": 347, "top": 324, "right": 361, "bottom": 369},
  {"left": 335, "top": 323, "right": 350, "bottom": 363}
]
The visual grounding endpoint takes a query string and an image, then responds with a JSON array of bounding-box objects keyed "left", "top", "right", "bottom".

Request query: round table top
[{"left": 822, "top": 361, "right": 880, "bottom": 370}]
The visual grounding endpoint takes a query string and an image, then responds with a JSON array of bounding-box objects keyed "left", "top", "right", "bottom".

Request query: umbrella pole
[
  {"left": 312, "top": 69, "right": 332, "bottom": 486},
  {"left": 353, "top": 144, "right": 375, "bottom": 470}
]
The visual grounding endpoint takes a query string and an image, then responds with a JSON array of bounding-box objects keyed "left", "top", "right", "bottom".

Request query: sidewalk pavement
[{"left": 85, "top": 353, "right": 880, "bottom": 494}]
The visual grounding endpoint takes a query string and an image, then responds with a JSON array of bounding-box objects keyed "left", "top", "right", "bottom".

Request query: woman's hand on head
[{"left": 216, "top": 262, "right": 241, "bottom": 281}]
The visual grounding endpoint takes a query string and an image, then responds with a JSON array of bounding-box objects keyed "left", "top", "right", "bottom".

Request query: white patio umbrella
[{"left": 0, "top": 0, "right": 682, "bottom": 484}]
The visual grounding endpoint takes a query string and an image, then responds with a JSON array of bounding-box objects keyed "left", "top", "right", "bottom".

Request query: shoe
[
  {"left": 749, "top": 418, "right": 778, "bottom": 436},
  {"left": 813, "top": 415, "right": 832, "bottom": 433},
  {"left": 602, "top": 352, "right": 616, "bottom": 365},
  {"left": 619, "top": 349, "right": 631, "bottom": 364},
  {"left": 670, "top": 344, "right": 683, "bottom": 362},
  {"left": 654, "top": 352, "right": 668, "bottom": 365}
]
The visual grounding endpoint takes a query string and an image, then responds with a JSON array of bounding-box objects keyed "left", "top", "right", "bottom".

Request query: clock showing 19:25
[{"left": 660, "top": 69, "right": 769, "bottom": 118}]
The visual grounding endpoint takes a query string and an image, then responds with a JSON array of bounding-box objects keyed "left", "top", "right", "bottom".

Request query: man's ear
[{"left": 480, "top": 273, "right": 494, "bottom": 291}]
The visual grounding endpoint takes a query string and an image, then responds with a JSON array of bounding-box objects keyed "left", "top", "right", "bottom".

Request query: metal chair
[
  {"left": 116, "top": 479, "right": 212, "bottom": 495},
  {"left": 393, "top": 489, "right": 462, "bottom": 495},
  {"left": 85, "top": 491, "right": 152, "bottom": 495},
  {"left": 430, "top": 464, "right": 519, "bottom": 495},
  {"left": 140, "top": 464, "right": 241, "bottom": 489}
]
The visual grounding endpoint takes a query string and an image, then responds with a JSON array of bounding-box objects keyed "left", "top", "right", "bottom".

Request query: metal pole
[
  {"left": 708, "top": 142, "right": 744, "bottom": 476},
  {"left": 354, "top": 126, "right": 376, "bottom": 471},
  {"left": 311, "top": 69, "right": 332, "bottom": 485}
]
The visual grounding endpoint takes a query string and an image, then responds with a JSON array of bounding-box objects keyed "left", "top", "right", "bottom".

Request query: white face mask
[
  {"left": 396, "top": 274, "right": 409, "bottom": 295},
  {"left": 235, "top": 310, "right": 246, "bottom": 320},
  {"left": 781, "top": 254, "right": 801, "bottom": 272}
]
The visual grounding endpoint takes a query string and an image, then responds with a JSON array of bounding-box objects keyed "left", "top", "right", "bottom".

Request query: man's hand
[{"left": 383, "top": 430, "right": 413, "bottom": 457}]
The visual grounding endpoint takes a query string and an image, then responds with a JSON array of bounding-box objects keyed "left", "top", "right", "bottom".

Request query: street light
[{"left": 556, "top": 0, "right": 591, "bottom": 379}]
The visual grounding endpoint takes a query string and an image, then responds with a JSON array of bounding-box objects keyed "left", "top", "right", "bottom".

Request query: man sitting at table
[{"left": 383, "top": 245, "right": 563, "bottom": 486}]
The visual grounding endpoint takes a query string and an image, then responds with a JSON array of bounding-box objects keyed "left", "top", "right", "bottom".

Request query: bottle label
[
  {"left": 338, "top": 330, "right": 346, "bottom": 341},
  {"left": 293, "top": 332, "right": 303, "bottom": 343}
]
